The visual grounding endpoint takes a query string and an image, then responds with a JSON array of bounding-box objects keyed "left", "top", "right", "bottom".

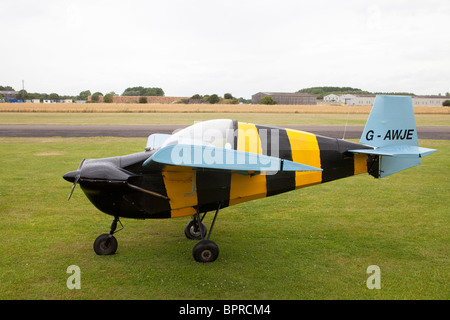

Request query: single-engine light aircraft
[{"left": 63, "top": 95, "right": 436, "bottom": 262}]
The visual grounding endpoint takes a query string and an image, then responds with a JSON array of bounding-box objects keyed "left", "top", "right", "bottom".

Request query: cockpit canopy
[{"left": 161, "top": 119, "right": 235, "bottom": 149}]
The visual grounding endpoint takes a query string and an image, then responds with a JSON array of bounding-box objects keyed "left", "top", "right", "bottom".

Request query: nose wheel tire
[
  {"left": 94, "top": 234, "right": 118, "bottom": 255},
  {"left": 193, "top": 240, "right": 219, "bottom": 263}
]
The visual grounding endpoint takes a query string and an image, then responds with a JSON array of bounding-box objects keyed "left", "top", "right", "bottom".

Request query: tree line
[
  {"left": 0, "top": 84, "right": 252, "bottom": 104},
  {"left": 175, "top": 93, "right": 250, "bottom": 104},
  {"left": 0, "top": 86, "right": 165, "bottom": 102}
]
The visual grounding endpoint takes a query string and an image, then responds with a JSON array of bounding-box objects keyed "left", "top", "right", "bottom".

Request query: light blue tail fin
[{"left": 349, "top": 95, "right": 436, "bottom": 178}]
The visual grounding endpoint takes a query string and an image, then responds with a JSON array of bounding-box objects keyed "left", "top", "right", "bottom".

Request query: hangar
[{"left": 323, "top": 94, "right": 449, "bottom": 106}]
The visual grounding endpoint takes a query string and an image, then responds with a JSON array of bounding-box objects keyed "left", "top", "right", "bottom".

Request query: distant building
[
  {"left": 252, "top": 92, "right": 316, "bottom": 105},
  {"left": 411, "top": 95, "right": 450, "bottom": 106},
  {"left": 323, "top": 94, "right": 340, "bottom": 102},
  {"left": 323, "top": 94, "right": 449, "bottom": 106},
  {"left": 343, "top": 95, "right": 375, "bottom": 106},
  {"left": 0, "top": 90, "right": 19, "bottom": 100}
]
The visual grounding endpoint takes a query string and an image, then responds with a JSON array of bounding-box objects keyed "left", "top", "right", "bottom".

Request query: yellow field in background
[{"left": 0, "top": 103, "right": 447, "bottom": 114}]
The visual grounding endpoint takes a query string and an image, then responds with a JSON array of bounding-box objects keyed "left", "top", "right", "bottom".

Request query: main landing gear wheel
[
  {"left": 191, "top": 203, "right": 222, "bottom": 263},
  {"left": 184, "top": 220, "right": 207, "bottom": 240},
  {"left": 93, "top": 234, "right": 118, "bottom": 255},
  {"left": 193, "top": 240, "right": 219, "bottom": 263}
]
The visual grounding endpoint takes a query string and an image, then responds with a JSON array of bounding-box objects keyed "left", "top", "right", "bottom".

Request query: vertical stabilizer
[{"left": 360, "top": 95, "right": 418, "bottom": 148}]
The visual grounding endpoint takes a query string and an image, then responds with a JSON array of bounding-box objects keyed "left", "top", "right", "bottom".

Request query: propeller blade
[
  {"left": 77, "top": 158, "right": 86, "bottom": 170},
  {"left": 67, "top": 175, "right": 80, "bottom": 200},
  {"left": 65, "top": 159, "right": 85, "bottom": 200}
]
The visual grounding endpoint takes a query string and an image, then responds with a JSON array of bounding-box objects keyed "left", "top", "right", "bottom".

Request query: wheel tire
[
  {"left": 184, "top": 220, "right": 207, "bottom": 240},
  {"left": 93, "top": 234, "right": 118, "bottom": 255},
  {"left": 193, "top": 240, "right": 219, "bottom": 263}
]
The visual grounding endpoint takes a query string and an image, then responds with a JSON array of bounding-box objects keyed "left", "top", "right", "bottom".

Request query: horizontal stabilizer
[
  {"left": 143, "top": 144, "right": 322, "bottom": 174},
  {"left": 349, "top": 146, "right": 437, "bottom": 158},
  {"left": 349, "top": 145, "right": 436, "bottom": 178}
]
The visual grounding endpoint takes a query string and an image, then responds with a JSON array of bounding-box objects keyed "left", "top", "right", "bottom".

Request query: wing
[{"left": 143, "top": 144, "right": 322, "bottom": 174}]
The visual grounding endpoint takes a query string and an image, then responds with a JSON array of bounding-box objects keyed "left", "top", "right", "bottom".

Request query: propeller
[{"left": 63, "top": 159, "right": 85, "bottom": 200}]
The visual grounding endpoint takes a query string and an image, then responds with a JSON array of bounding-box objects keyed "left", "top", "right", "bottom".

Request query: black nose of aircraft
[
  {"left": 63, "top": 158, "right": 136, "bottom": 200},
  {"left": 63, "top": 170, "right": 80, "bottom": 183}
]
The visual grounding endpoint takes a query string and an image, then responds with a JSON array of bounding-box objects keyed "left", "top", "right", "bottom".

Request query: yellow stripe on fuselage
[
  {"left": 285, "top": 129, "right": 322, "bottom": 189},
  {"left": 229, "top": 122, "right": 267, "bottom": 205},
  {"left": 162, "top": 165, "right": 198, "bottom": 218},
  {"left": 235, "top": 122, "right": 263, "bottom": 154}
]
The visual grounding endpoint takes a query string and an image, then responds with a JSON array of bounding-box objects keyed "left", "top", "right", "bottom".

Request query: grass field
[
  {"left": 1, "top": 112, "right": 450, "bottom": 127},
  {"left": 0, "top": 102, "right": 448, "bottom": 114},
  {"left": 0, "top": 137, "right": 448, "bottom": 300}
]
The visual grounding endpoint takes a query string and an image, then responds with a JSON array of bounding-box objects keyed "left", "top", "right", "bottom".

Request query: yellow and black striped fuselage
[{"left": 79, "top": 121, "right": 376, "bottom": 219}]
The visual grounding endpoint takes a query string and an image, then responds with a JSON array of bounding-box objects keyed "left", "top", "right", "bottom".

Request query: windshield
[{"left": 161, "top": 119, "right": 235, "bottom": 149}]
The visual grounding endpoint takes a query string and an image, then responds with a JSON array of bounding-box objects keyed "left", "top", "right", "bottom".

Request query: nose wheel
[
  {"left": 93, "top": 234, "right": 118, "bottom": 255},
  {"left": 93, "top": 216, "right": 122, "bottom": 255}
]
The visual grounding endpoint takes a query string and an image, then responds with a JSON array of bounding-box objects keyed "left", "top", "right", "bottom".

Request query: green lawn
[
  {"left": 1, "top": 112, "right": 449, "bottom": 126},
  {"left": 0, "top": 137, "right": 448, "bottom": 300}
]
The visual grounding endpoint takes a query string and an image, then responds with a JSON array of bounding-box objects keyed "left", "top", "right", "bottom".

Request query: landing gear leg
[
  {"left": 93, "top": 216, "right": 123, "bottom": 255},
  {"left": 192, "top": 203, "right": 221, "bottom": 263}
]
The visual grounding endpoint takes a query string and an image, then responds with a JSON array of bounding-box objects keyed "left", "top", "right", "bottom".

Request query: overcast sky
[{"left": 1, "top": 0, "right": 449, "bottom": 98}]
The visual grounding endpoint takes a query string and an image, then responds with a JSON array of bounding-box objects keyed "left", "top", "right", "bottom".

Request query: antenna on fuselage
[{"left": 342, "top": 102, "right": 351, "bottom": 140}]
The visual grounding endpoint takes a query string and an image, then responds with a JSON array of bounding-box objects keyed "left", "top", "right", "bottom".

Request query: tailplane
[{"left": 349, "top": 95, "right": 436, "bottom": 178}]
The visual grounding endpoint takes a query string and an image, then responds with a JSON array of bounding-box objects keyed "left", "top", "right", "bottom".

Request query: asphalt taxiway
[{"left": 0, "top": 124, "right": 448, "bottom": 140}]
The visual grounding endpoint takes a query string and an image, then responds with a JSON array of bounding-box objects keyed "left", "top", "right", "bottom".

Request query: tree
[
  {"left": 224, "top": 93, "right": 234, "bottom": 99},
  {"left": 49, "top": 93, "right": 60, "bottom": 100},
  {"left": 208, "top": 94, "right": 220, "bottom": 104},
  {"left": 17, "top": 89, "right": 29, "bottom": 100},
  {"left": 238, "top": 97, "right": 251, "bottom": 104},
  {"left": 139, "top": 96, "right": 148, "bottom": 103},
  {"left": 122, "top": 86, "right": 164, "bottom": 96},
  {"left": 443, "top": 100, "right": 450, "bottom": 107},
  {"left": 103, "top": 93, "right": 113, "bottom": 103},
  {"left": 190, "top": 94, "right": 203, "bottom": 99},
  {"left": 78, "top": 90, "right": 91, "bottom": 100},
  {"left": 259, "top": 96, "right": 277, "bottom": 105},
  {"left": 91, "top": 92, "right": 103, "bottom": 102}
]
